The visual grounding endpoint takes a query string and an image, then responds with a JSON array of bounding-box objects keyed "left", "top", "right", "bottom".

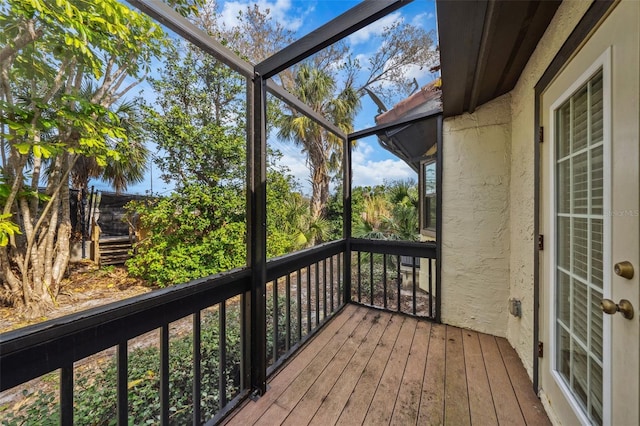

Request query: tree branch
[{"left": 0, "top": 19, "right": 43, "bottom": 64}]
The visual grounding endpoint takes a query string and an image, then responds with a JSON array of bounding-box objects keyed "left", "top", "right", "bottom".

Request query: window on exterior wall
[{"left": 422, "top": 159, "right": 437, "bottom": 235}]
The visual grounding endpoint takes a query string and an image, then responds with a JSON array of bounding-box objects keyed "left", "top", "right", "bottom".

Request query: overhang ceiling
[
  {"left": 436, "top": 0, "right": 561, "bottom": 117},
  {"left": 374, "top": 84, "right": 442, "bottom": 172}
]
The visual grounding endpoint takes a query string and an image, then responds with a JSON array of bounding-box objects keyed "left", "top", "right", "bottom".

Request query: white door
[{"left": 540, "top": 1, "right": 639, "bottom": 425}]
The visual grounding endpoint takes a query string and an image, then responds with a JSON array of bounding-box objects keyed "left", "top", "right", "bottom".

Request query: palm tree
[
  {"left": 278, "top": 64, "right": 360, "bottom": 241},
  {"left": 387, "top": 180, "right": 419, "bottom": 241},
  {"left": 353, "top": 181, "right": 419, "bottom": 241},
  {"left": 71, "top": 99, "right": 149, "bottom": 195}
]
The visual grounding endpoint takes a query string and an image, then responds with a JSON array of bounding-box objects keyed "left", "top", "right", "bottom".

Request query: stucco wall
[
  {"left": 441, "top": 94, "right": 511, "bottom": 337},
  {"left": 507, "top": 0, "right": 592, "bottom": 378}
]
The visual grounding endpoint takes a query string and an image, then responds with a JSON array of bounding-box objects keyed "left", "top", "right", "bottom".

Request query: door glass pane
[
  {"left": 591, "top": 76, "right": 604, "bottom": 145},
  {"left": 591, "top": 146, "right": 604, "bottom": 214},
  {"left": 558, "top": 159, "right": 571, "bottom": 214},
  {"left": 573, "top": 87, "right": 589, "bottom": 152},
  {"left": 590, "top": 359, "right": 603, "bottom": 424},
  {"left": 574, "top": 153, "right": 589, "bottom": 214},
  {"left": 573, "top": 218, "right": 589, "bottom": 280},
  {"left": 591, "top": 219, "right": 603, "bottom": 287},
  {"left": 555, "top": 69, "right": 604, "bottom": 425},
  {"left": 590, "top": 289, "right": 604, "bottom": 360},
  {"left": 557, "top": 272, "right": 571, "bottom": 325},
  {"left": 558, "top": 216, "right": 571, "bottom": 270},
  {"left": 557, "top": 103, "right": 571, "bottom": 158}
]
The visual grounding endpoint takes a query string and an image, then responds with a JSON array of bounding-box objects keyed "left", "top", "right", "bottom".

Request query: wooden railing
[{"left": 0, "top": 238, "right": 438, "bottom": 424}]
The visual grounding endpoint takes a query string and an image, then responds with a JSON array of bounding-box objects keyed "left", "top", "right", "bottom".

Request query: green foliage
[
  {"left": 0, "top": 0, "right": 179, "bottom": 308},
  {"left": 4, "top": 296, "right": 295, "bottom": 425},
  {"left": 0, "top": 0, "right": 167, "bottom": 158},
  {"left": 127, "top": 36, "right": 316, "bottom": 283},
  {"left": 142, "top": 45, "right": 245, "bottom": 189},
  {"left": 0, "top": 213, "right": 21, "bottom": 246},
  {"left": 266, "top": 158, "right": 338, "bottom": 256},
  {"left": 126, "top": 183, "right": 246, "bottom": 287},
  {"left": 349, "top": 180, "right": 419, "bottom": 241}
]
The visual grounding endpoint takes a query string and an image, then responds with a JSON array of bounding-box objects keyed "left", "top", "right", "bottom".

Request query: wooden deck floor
[{"left": 224, "top": 304, "right": 550, "bottom": 426}]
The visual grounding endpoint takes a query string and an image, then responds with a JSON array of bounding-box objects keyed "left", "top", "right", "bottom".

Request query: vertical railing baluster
[
  {"left": 357, "top": 251, "right": 362, "bottom": 302},
  {"left": 297, "top": 269, "right": 302, "bottom": 342},
  {"left": 315, "top": 262, "right": 320, "bottom": 326},
  {"left": 285, "top": 274, "right": 291, "bottom": 351},
  {"left": 306, "top": 267, "right": 312, "bottom": 334},
  {"left": 193, "top": 312, "right": 201, "bottom": 426},
  {"left": 429, "top": 258, "right": 433, "bottom": 319},
  {"left": 60, "top": 365, "right": 73, "bottom": 425},
  {"left": 117, "top": 343, "right": 128, "bottom": 426},
  {"left": 273, "top": 279, "right": 278, "bottom": 363},
  {"left": 219, "top": 303, "right": 227, "bottom": 409},
  {"left": 383, "top": 254, "right": 387, "bottom": 309},
  {"left": 160, "top": 325, "right": 169, "bottom": 426},
  {"left": 369, "top": 252, "right": 374, "bottom": 306},
  {"left": 330, "top": 255, "right": 334, "bottom": 313},
  {"left": 396, "top": 255, "right": 401, "bottom": 312},
  {"left": 323, "top": 259, "right": 327, "bottom": 320},
  {"left": 412, "top": 257, "right": 417, "bottom": 316},
  {"left": 240, "top": 292, "right": 251, "bottom": 391},
  {"left": 337, "top": 254, "right": 342, "bottom": 307}
]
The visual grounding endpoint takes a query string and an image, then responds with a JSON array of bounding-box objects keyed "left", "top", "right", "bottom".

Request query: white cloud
[
  {"left": 219, "top": 0, "right": 304, "bottom": 32},
  {"left": 411, "top": 12, "right": 435, "bottom": 27},
  {"left": 351, "top": 142, "right": 416, "bottom": 187},
  {"left": 401, "top": 63, "right": 431, "bottom": 81},
  {"left": 347, "top": 12, "right": 402, "bottom": 46},
  {"left": 271, "top": 140, "right": 415, "bottom": 195},
  {"left": 270, "top": 141, "right": 312, "bottom": 194},
  {"left": 353, "top": 52, "right": 369, "bottom": 67}
]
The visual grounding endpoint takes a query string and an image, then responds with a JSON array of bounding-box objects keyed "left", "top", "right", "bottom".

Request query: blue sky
[{"left": 101, "top": 0, "right": 438, "bottom": 195}]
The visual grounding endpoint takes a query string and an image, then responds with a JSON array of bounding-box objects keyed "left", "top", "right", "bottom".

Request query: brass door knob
[
  {"left": 614, "top": 261, "right": 634, "bottom": 279},
  {"left": 601, "top": 299, "right": 635, "bottom": 320}
]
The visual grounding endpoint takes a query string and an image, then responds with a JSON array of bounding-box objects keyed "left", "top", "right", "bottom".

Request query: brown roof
[{"left": 375, "top": 79, "right": 442, "bottom": 125}]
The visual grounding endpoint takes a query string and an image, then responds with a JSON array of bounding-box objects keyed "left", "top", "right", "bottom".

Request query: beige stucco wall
[
  {"left": 440, "top": 0, "right": 595, "bottom": 380},
  {"left": 441, "top": 93, "right": 511, "bottom": 337},
  {"left": 507, "top": 0, "right": 592, "bottom": 378}
]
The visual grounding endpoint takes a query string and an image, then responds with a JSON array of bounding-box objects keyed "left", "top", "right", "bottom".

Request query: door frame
[
  {"left": 544, "top": 48, "right": 613, "bottom": 424},
  {"left": 533, "top": 0, "right": 617, "bottom": 394}
]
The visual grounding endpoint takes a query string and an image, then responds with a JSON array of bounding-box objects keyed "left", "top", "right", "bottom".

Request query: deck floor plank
[
  {"left": 308, "top": 310, "right": 392, "bottom": 426},
  {"left": 496, "top": 338, "right": 552, "bottom": 426},
  {"left": 281, "top": 308, "right": 380, "bottom": 425},
  {"left": 226, "top": 304, "right": 358, "bottom": 425},
  {"left": 224, "top": 306, "right": 550, "bottom": 426},
  {"left": 444, "top": 326, "right": 471, "bottom": 425},
  {"left": 254, "top": 306, "right": 365, "bottom": 425},
  {"left": 478, "top": 333, "right": 526, "bottom": 425},
  {"left": 362, "top": 316, "right": 417, "bottom": 425},
  {"left": 334, "top": 315, "right": 405, "bottom": 425},
  {"left": 390, "top": 320, "right": 431, "bottom": 425},
  {"left": 418, "top": 323, "right": 447, "bottom": 426},
  {"left": 462, "top": 329, "right": 499, "bottom": 425}
]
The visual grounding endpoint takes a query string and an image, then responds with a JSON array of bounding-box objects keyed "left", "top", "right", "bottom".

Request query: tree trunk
[
  {"left": 308, "top": 137, "right": 331, "bottom": 245},
  {"left": 5, "top": 153, "right": 74, "bottom": 316},
  {"left": 308, "top": 139, "right": 329, "bottom": 222}
]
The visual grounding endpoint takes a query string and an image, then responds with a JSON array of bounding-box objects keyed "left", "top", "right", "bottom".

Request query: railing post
[
  {"left": 247, "top": 74, "right": 267, "bottom": 395},
  {"left": 343, "top": 134, "right": 352, "bottom": 304}
]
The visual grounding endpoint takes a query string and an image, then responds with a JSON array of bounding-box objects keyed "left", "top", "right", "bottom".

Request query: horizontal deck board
[
  {"left": 224, "top": 305, "right": 549, "bottom": 426},
  {"left": 479, "top": 332, "right": 526, "bottom": 425},
  {"left": 390, "top": 320, "right": 431, "bottom": 425},
  {"left": 463, "top": 329, "right": 498, "bottom": 425},
  {"left": 308, "top": 310, "right": 391, "bottom": 425}
]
